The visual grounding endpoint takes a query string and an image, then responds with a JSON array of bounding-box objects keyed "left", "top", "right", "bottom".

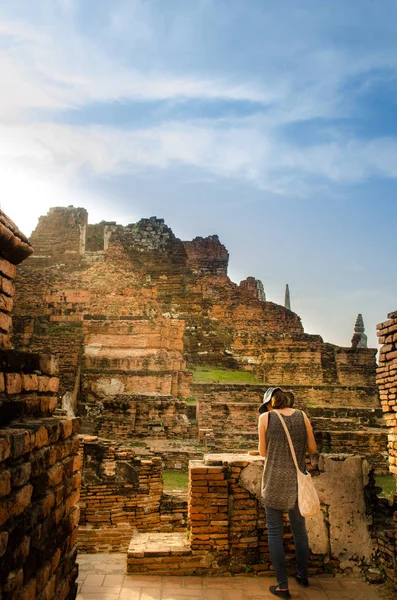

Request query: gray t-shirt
[{"left": 261, "top": 410, "right": 307, "bottom": 511}]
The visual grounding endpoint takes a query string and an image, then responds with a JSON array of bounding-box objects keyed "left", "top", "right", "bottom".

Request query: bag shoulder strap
[{"left": 273, "top": 410, "right": 300, "bottom": 473}]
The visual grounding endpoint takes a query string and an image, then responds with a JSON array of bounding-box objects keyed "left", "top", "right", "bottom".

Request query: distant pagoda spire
[
  {"left": 284, "top": 284, "right": 291, "bottom": 311},
  {"left": 351, "top": 313, "right": 368, "bottom": 349}
]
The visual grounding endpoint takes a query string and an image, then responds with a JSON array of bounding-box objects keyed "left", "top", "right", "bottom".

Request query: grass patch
[
  {"left": 163, "top": 471, "right": 189, "bottom": 491},
  {"left": 184, "top": 396, "right": 196, "bottom": 404},
  {"left": 192, "top": 367, "right": 258, "bottom": 383},
  {"left": 376, "top": 475, "right": 397, "bottom": 501}
]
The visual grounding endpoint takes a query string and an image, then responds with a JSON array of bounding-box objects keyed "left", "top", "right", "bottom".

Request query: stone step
[
  {"left": 128, "top": 532, "right": 190, "bottom": 558},
  {"left": 127, "top": 532, "right": 200, "bottom": 575}
]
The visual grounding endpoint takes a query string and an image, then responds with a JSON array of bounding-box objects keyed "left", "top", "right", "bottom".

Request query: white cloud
[
  {"left": 0, "top": 14, "right": 277, "bottom": 123},
  {"left": 1, "top": 1, "right": 397, "bottom": 232},
  {"left": 2, "top": 116, "right": 397, "bottom": 201}
]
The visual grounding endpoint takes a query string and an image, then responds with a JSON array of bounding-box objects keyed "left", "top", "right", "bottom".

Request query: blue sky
[{"left": 1, "top": 0, "right": 396, "bottom": 348}]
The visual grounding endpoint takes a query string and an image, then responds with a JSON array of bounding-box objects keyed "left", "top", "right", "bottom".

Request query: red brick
[
  {"left": 0, "top": 294, "right": 13, "bottom": 313},
  {"left": 0, "top": 311, "right": 12, "bottom": 333},
  {"left": 21, "top": 374, "right": 38, "bottom": 391},
  {"left": 0, "top": 276, "right": 14, "bottom": 297},
  {"left": 0, "top": 470, "right": 11, "bottom": 496},
  {"left": 0, "top": 257, "right": 16, "bottom": 280},
  {"left": 47, "top": 463, "right": 64, "bottom": 487},
  {"left": 5, "top": 373, "right": 22, "bottom": 394}
]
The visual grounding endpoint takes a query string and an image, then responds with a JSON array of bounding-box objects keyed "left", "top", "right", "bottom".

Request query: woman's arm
[
  {"left": 302, "top": 411, "right": 317, "bottom": 454},
  {"left": 258, "top": 412, "right": 269, "bottom": 457}
]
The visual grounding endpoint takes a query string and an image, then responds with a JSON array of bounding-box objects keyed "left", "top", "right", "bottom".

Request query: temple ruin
[{"left": 0, "top": 204, "right": 396, "bottom": 595}]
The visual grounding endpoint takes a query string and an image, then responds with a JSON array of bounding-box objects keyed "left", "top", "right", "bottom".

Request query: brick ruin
[
  {"left": 375, "top": 312, "right": 397, "bottom": 585},
  {"left": 4, "top": 205, "right": 396, "bottom": 589},
  {"left": 127, "top": 453, "right": 375, "bottom": 577},
  {"left": 0, "top": 210, "right": 80, "bottom": 599},
  {"left": 12, "top": 207, "right": 386, "bottom": 467}
]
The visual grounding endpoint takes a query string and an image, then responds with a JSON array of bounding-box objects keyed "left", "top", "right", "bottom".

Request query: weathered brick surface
[
  {"left": 12, "top": 206, "right": 379, "bottom": 454},
  {"left": 128, "top": 453, "right": 377, "bottom": 576},
  {"left": 0, "top": 367, "right": 81, "bottom": 599},
  {"left": 239, "top": 276, "right": 266, "bottom": 301},
  {"left": 376, "top": 310, "right": 397, "bottom": 585},
  {"left": 0, "top": 212, "right": 33, "bottom": 266},
  {"left": 184, "top": 235, "right": 229, "bottom": 276},
  {"left": 192, "top": 383, "right": 387, "bottom": 471},
  {"left": 13, "top": 231, "right": 191, "bottom": 424},
  {"left": 0, "top": 208, "right": 80, "bottom": 599},
  {"left": 78, "top": 436, "right": 188, "bottom": 552},
  {"left": 81, "top": 395, "right": 193, "bottom": 440},
  {"left": 0, "top": 211, "right": 33, "bottom": 350},
  {"left": 29, "top": 206, "right": 87, "bottom": 267}
]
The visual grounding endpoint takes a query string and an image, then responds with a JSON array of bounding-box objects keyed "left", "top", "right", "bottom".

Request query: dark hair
[
  {"left": 284, "top": 391, "right": 295, "bottom": 408},
  {"left": 271, "top": 389, "right": 289, "bottom": 409}
]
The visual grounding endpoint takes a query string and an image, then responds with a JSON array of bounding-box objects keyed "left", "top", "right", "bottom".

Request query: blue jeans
[{"left": 265, "top": 504, "right": 309, "bottom": 590}]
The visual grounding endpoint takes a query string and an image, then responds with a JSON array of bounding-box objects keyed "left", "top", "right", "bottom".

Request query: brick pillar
[{"left": 188, "top": 460, "right": 229, "bottom": 553}]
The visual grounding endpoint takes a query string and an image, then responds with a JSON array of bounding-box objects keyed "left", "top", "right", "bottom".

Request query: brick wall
[
  {"left": 78, "top": 436, "right": 168, "bottom": 552},
  {"left": 0, "top": 212, "right": 32, "bottom": 350},
  {"left": 80, "top": 396, "right": 193, "bottom": 440},
  {"left": 128, "top": 453, "right": 375, "bottom": 576},
  {"left": 29, "top": 207, "right": 87, "bottom": 267},
  {"left": 248, "top": 334, "right": 377, "bottom": 387},
  {"left": 183, "top": 235, "right": 229, "bottom": 276},
  {"left": 376, "top": 311, "right": 397, "bottom": 584},
  {"left": 188, "top": 454, "right": 376, "bottom": 575},
  {"left": 0, "top": 209, "right": 80, "bottom": 600},
  {"left": 192, "top": 382, "right": 387, "bottom": 470}
]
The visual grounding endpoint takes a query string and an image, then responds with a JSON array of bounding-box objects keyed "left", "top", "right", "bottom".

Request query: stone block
[
  {"left": 0, "top": 257, "right": 16, "bottom": 280},
  {"left": 0, "top": 275, "right": 14, "bottom": 297},
  {"left": 0, "top": 311, "right": 12, "bottom": 334},
  {"left": 0, "top": 469, "right": 11, "bottom": 496},
  {"left": 3, "top": 567, "right": 24, "bottom": 595},
  {"left": 9, "top": 429, "right": 35, "bottom": 458},
  {"left": 34, "top": 426, "right": 49, "bottom": 450},
  {"left": 0, "top": 530, "right": 9, "bottom": 557},
  {"left": 47, "top": 463, "right": 64, "bottom": 487},
  {"left": 12, "top": 535, "right": 31, "bottom": 564},
  {"left": 5, "top": 372, "right": 22, "bottom": 394},
  {"left": 21, "top": 374, "right": 39, "bottom": 391},
  {"left": 40, "top": 492, "right": 56, "bottom": 520},
  {"left": 13, "top": 484, "right": 33, "bottom": 518},
  {"left": 0, "top": 435, "right": 11, "bottom": 462},
  {"left": 11, "top": 462, "right": 32, "bottom": 487},
  {"left": 39, "top": 354, "right": 59, "bottom": 376},
  {"left": 0, "top": 332, "right": 11, "bottom": 349}
]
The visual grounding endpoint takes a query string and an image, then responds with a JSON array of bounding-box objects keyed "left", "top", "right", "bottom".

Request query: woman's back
[{"left": 262, "top": 410, "right": 307, "bottom": 511}]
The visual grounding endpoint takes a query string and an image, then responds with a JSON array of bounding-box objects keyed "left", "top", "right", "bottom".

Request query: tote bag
[{"left": 274, "top": 410, "right": 320, "bottom": 518}]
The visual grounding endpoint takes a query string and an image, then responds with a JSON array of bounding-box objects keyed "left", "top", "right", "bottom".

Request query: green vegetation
[
  {"left": 376, "top": 475, "right": 397, "bottom": 501},
  {"left": 163, "top": 471, "right": 189, "bottom": 491},
  {"left": 184, "top": 396, "right": 196, "bottom": 404},
  {"left": 192, "top": 366, "right": 258, "bottom": 383}
]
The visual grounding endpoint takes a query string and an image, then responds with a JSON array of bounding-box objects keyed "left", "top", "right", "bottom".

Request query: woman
[{"left": 258, "top": 387, "right": 317, "bottom": 599}]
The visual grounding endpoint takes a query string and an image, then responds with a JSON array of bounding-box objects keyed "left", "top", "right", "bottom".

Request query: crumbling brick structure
[
  {"left": 127, "top": 453, "right": 375, "bottom": 576},
  {"left": 376, "top": 311, "right": 397, "bottom": 585},
  {"left": 78, "top": 436, "right": 188, "bottom": 553},
  {"left": 0, "top": 210, "right": 80, "bottom": 600},
  {"left": 10, "top": 206, "right": 389, "bottom": 564}
]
